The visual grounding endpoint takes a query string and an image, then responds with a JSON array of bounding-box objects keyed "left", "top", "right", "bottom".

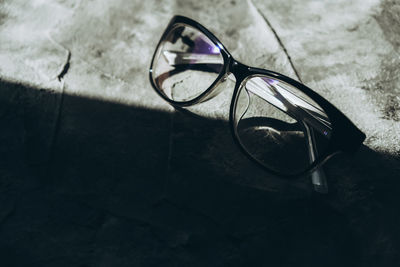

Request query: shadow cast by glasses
[{"left": 0, "top": 79, "right": 399, "bottom": 266}]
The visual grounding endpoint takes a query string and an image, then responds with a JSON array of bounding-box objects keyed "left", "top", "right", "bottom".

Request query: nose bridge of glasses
[{"left": 228, "top": 60, "right": 251, "bottom": 82}]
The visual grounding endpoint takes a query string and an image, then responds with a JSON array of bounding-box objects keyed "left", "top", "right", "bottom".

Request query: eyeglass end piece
[{"left": 311, "top": 168, "right": 329, "bottom": 194}]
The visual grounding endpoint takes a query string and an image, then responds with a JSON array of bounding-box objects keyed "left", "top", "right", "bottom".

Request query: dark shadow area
[{"left": 0, "top": 78, "right": 399, "bottom": 266}]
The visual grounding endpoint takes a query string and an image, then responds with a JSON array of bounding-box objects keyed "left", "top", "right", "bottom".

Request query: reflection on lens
[
  {"left": 151, "top": 24, "right": 224, "bottom": 102},
  {"left": 233, "top": 76, "right": 331, "bottom": 175}
]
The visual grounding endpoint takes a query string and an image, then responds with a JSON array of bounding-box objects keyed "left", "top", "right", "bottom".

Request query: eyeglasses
[{"left": 149, "top": 15, "right": 366, "bottom": 192}]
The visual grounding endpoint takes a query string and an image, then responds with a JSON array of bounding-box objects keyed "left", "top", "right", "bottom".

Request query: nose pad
[
  {"left": 235, "top": 84, "right": 251, "bottom": 123},
  {"left": 199, "top": 73, "right": 234, "bottom": 104}
]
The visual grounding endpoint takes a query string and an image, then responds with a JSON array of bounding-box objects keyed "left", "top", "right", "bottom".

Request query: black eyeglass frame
[{"left": 149, "top": 15, "right": 366, "bottom": 178}]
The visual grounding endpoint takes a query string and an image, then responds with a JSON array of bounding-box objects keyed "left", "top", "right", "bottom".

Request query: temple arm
[
  {"left": 246, "top": 80, "right": 330, "bottom": 193},
  {"left": 303, "top": 123, "right": 328, "bottom": 193},
  {"left": 245, "top": 77, "right": 331, "bottom": 137},
  {"left": 163, "top": 50, "right": 223, "bottom": 65}
]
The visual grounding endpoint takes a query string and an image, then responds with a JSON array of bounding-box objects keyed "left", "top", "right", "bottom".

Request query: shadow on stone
[{"left": 0, "top": 79, "right": 399, "bottom": 266}]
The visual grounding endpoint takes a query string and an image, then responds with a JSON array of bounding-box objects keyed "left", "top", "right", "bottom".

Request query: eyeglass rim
[{"left": 149, "top": 15, "right": 366, "bottom": 178}]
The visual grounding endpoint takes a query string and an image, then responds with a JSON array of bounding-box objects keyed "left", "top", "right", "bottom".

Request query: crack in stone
[
  {"left": 162, "top": 111, "right": 175, "bottom": 199},
  {"left": 56, "top": 52, "right": 71, "bottom": 82},
  {"left": 46, "top": 78, "right": 65, "bottom": 179},
  {"left": 248, "top": 0, "right": 303, "bottom": 82},
  {"left": 47, "top": 32, "right": 71, "bottom": 82},
  {"left": 45, "top": 32, "right": 69, "bottom": 178}
]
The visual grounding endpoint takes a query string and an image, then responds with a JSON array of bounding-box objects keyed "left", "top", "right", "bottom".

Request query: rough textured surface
[{"left": 0, "top": 0, "right": 399, "bottom": 266}]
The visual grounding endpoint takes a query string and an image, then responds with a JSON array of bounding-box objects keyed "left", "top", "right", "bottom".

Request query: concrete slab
[{"left": 0, "top": 0, "right": 399, "bottom": 266}]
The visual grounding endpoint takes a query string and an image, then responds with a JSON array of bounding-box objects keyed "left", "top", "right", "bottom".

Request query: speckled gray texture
[{"left": 0, "top": 0, "right": 399, "bottom": 266}]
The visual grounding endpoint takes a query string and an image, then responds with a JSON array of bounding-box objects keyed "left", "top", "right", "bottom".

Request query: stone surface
[{"left": 0, "top": 0, "right": 399, "bottom": 266}]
